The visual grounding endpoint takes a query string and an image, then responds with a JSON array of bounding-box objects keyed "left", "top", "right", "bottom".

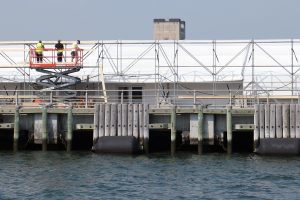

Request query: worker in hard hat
[
  {"left": 35, "top": 40, "right": 44, "bottom": 63},
  {"left": 71, "top": 40, "right": 80, "bottom": 62},
  {"left": 55, "top": 40, "right": 64, "bottom": 62}
]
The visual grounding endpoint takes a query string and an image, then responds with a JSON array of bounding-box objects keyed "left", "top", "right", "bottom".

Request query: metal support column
[
  {"left": 171, "top": 106, "right": 176, "bottom": 155},
  {"left": 67, "top": 104, "right": 73, "bottom": 152},
  {"left": 13, "top": 106, "right": 20, "bottom": 152},
  {"left": 227, "top": 105, "right": 232, "bottom": 154},
  {"left": 197, "top": 105, "right": 203, "bottom": 155}
]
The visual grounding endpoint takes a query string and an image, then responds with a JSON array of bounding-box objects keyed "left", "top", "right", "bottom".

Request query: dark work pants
[
  {"left": 57, "top": 52, "right": 63, "bottom": 62},
  {"left": 36, "top": 52, "right": 43, "bottom": 63}
]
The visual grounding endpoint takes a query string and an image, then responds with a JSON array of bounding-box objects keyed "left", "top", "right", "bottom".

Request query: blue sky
[{"left": 1, "top": 0, "right": 300, "bottom": 40}]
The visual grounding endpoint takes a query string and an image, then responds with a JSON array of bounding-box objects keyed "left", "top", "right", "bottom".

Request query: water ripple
[{"left": 0, "top": 152, "right": 300, "bottom": 199}]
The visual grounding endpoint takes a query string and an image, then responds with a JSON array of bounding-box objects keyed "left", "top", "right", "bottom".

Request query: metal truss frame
[{"left": 0, "top": 40, "right": 300, "bottom": 105}]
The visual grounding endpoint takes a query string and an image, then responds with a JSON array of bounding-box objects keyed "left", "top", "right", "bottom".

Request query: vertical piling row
[
  {"left": 226, "top": 105, "right": 232, "bottom": 154},
  {"left": 264, "top": 104, "right": 270, "bottom": 138},
  {"left": 93, "top": 104, "right": 100, "bottom": 143},
  {"left": 128, "top": 104, "right": 133, "bottom": 136},
  {"left": 290, "top": 104, "right": 296, "bottom": 138},
  {"left": 197, "top": 105, "right": 203, "bottom": 155},
  {"left": 276, "top": 104, "right": 283, "bottom": 138},
  {"left": 13, "top": 106, "right": 20, "bottom": 152},
  {"left": 133, "top": 104, "right": 139, "bottom": 139},
  {"left": 143, "top": 104, "right": 149, "bottom": 154},
  {"left": 259, "top": 104, "right": 265, "bottom": 139},
  {"left": 296, "top": 104, "right": 300, "bottom": 138},
  {"left": 42, "top": 106, "right": 48, "bottom": 151},
  {"left": 270, "top": 104, "right": 276, "bottom": 138},
  {"left": 91, "top": 103, "right": 148, "bottom": 153},
  {"left": 282, "top": 104, "right": 290, "bottom": 138},
  {"left": 110, "top": 104, "right": 117, "bottom": 136},
  {"left": 171, "top": 106, "right": 177, "bottom": 155},
  {"left": 254, "top": 105, "right": 260, "bottom": 149},
  {"left": 66, "top": 104, "right": 73, "bottom": 152}
]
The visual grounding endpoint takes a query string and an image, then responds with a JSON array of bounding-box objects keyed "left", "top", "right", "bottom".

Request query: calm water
[{"left": 0, "top": 152, "right": 300, "bottom": 200}]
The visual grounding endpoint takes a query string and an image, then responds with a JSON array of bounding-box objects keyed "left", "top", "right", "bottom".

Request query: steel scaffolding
[{"left": 0, "top": 39, "right": 300, "bottom": 106}]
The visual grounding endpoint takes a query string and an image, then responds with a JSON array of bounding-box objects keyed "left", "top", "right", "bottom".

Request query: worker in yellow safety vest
[
  {"left": 35, "top": 40, "right": 44, "bottom": 63},
  {"left": 71, "top": 40, "right": 80, "bottom": 62},
  {"left": 55, "top": 40, "right": 64, "bottom": 62}
]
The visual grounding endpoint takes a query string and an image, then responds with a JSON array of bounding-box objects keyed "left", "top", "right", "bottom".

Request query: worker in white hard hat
[{"left": 71, "top": 40, "right": 80, "bottom": 62}]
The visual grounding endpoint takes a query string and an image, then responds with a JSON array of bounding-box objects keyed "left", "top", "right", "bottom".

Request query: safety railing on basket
[{"left": 29, "top": 48, "right": 83, "bottom": 68}]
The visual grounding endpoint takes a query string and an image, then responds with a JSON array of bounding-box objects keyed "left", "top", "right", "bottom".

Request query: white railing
[{"left": 0, "top": 89, "right": 299, "bottom": 108}]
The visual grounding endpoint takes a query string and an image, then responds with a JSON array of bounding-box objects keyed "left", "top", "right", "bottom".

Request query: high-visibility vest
[
  {"left": 36, "top": 42, "right": 44, "bottom": 53},
  {"left": 56, "top": 43, "right": 64, "bottom": 53}
]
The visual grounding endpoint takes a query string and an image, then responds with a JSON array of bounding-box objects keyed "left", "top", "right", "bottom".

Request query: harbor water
[{"left": 1, "top": 152, "right": 300, "bottom": 199}]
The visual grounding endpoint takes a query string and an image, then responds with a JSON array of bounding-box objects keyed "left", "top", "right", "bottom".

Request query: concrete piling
[
  {"left": 122, "top": 104, "right": 128, "bottom": 136},
  {"left": 296, "top": 104, "right": 300, "bottom": 138},
  {"left": 13, "top": 106, "right": 20, "bottom": 152},
  {"left": 282, "top": 104, "right": 290, "bottom": 138},
  {"left": 133, "top": 104, "right": 139, "bottom": 139},
  {"left": 270, "top": 104, "right": 276, "bottom": 138},
  {"left": 110, "top": 104, "right": 117, "bottom": 136},
  {"left": 104, "top": 104, "right": 111, "bottom": 136},
  {"left": 197, "top": 105, "right": 203, "bottom": 155},
  {"left": 290, "top": 104, "right": 296, "bottom": 138},
  {"left": 171, "top": 106, "right": 177, "bottom": 155},
  {"left": 264, "top": 104, "right": 270, "bottom": 138},
  {"left": 66, "top": 104, "right": 73, "bottom": 152},
  {"left": 93, "top": 104, "right": 100, "bottom": 143},
  {"left": 42, "top": 106, "right": 48, "bottom": 151},
  {"left": 226, "top": 105, "right": 232, "bottom": 154},
  {"left": 128, "top": 104, "right": 133, "bottom": 136},
  {"left": 275, "top": 104, "right": 283, "bottom": 138},
  {"left": 138, "top": 104, "right": 144, "bottom": 144},
  {"left": 259, "top": 104, "right": 265, "bottom": 139},
  {"left": 99, "top": 104, "right": 105, "bottom": 137},
  {"left": 117, "top": 104, "right": 122, "bottom": 136}
]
